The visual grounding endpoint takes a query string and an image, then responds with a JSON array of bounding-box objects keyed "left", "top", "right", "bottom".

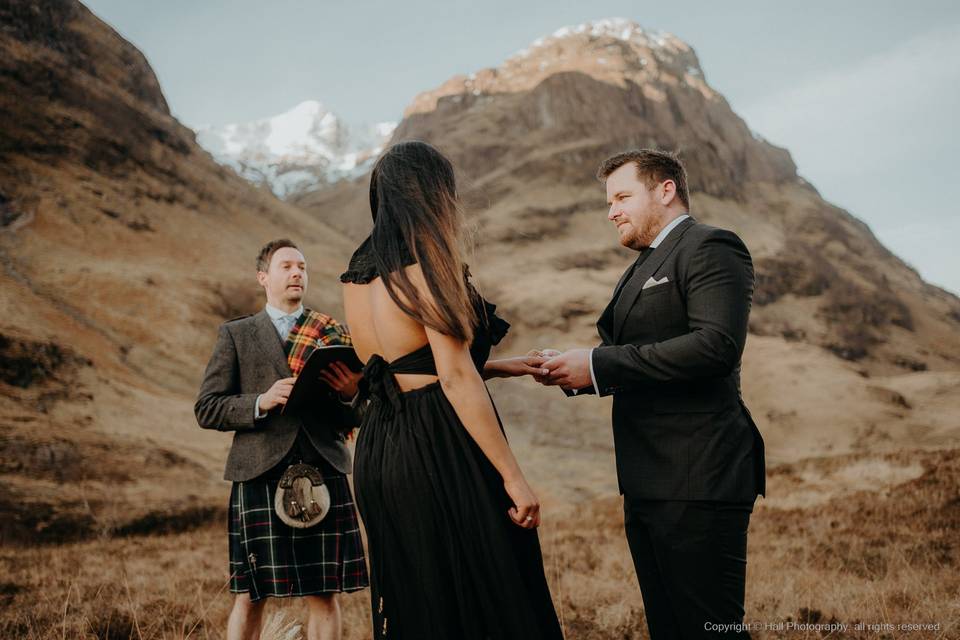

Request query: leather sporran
[{"left": 274, "top": 463, "right": 331, "bottom": 528}]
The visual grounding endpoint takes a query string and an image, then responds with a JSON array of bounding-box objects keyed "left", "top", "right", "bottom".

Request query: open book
[{"left": 282, "top": 345, "right": 365, "bottom": 424}]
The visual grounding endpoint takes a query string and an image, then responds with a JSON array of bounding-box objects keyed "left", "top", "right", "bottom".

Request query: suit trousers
[{"left": 624, "top": 497, "right": 754, "bottom": 639}]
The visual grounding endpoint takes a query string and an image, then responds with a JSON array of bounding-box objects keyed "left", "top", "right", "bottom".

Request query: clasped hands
[{"left": 505, "top": 347, "right": 593, "bottom": 392}]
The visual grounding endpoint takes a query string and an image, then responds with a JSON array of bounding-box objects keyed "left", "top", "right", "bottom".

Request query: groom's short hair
[{"left": 596, "top": 149, "right": 690, "bottom": 209}]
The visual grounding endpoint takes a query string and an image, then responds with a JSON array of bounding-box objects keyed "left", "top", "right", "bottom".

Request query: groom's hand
[
  {"left": 528, "top": 349, "right": 561, "bottom": 384},
  {"left": 541, "top": 349, "right": 592, "bottom": 390}
]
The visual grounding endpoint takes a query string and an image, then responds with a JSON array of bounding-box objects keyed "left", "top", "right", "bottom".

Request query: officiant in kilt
[{"left": 195, "top": 238, "right": 368, "bottom": 640}]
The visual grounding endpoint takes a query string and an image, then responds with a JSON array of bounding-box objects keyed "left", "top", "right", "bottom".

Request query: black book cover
[{"left": 282, "top": 346, "right": 364, "bottom": 424}]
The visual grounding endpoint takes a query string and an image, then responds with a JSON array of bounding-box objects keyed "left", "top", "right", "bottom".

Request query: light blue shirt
[
  {"left": 265, "top": 303, "right": 304, "bottom": 340},
  {"left": 581, "top": 214, "right": 690, "bottom": 395}
]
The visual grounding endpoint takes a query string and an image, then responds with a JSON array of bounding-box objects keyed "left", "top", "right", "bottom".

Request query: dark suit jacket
[
  {"left": 194, "top": 309, "right": 354, "bottom": 481},
  {"left": 579, "top": 216, "right": 765, "bottom": 501}
]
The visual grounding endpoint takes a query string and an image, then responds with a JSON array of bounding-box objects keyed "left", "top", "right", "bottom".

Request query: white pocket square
[{"left": 642, "top": 276, "right": 670, "bottom": 290}]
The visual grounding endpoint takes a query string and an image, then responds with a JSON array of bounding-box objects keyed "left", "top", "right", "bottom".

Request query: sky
[{"left": 82, "top": 0, "right": 960, "bottom": 294}]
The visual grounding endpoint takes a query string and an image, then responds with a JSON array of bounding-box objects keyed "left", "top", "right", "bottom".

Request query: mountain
[
  {"left": 297, "top": 17, "right": 960, "bottom": 473},
  {"left": 3, "top": 2, "right": 959, "bottom": 534},
  {"left": 2, "top": 8, "right": 958, "bottom": 635},
  {"left": 195, "top": 100, "right": 395, "bottom": 199},
  {"left": 0, "top": 0, "right": 358, "bottom": 543}
]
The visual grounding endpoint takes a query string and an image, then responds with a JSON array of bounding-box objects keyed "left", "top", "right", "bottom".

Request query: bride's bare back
[
  {"left": 342, "top": 270, "right": 440, "bottom": 392},
  {"left": 343, "top": 258, "right": 542, "bottom": 529}
]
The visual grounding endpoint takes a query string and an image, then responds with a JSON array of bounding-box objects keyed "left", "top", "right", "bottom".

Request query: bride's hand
[
  {"left": 487, "top": 354, "right": 550, "bottom": 378},
  {"left": 529, "top": 348, "right": 562, "bottom": 359},
  {"left": 528, "top": 348, "right": 561, "bottom": 384},
  {"left": 504, "top": 475, "right": 541, "bottom": 529}
]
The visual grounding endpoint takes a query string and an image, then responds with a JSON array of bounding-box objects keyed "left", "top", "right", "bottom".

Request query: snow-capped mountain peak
[
  {"left": 513, "top": 18, "right": 681, "bottom": 60},
  {"left": 195, "top": 100, "right": 396, "bottom": 199}
]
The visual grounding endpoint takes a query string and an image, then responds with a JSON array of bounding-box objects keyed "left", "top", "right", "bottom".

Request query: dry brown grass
[
  {"left": 2, "top": 448, "right": 957, "bottom": 639},
  {"left": 544, "top": 448, "right": 960, "bottom": 639},
  {"left": 0, "top": 522, "right": 371, "bottom": 640}
]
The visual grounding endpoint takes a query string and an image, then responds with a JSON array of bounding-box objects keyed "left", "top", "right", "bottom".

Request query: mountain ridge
[{"left": 2, "top": 8, "right": 958, "bottom": 544}]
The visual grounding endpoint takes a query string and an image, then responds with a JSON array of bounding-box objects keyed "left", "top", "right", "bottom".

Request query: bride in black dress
[{"left": 340, "top": 141, "right": 564, "bottom": 639}]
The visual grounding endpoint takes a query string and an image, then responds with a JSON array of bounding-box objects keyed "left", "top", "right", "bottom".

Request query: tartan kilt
[{"left": 228, "top": 459, "right": 369, "bottom": 601}]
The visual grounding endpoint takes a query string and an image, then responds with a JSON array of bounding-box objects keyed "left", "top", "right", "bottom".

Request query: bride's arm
[
  {"left": 482, "top": 355, "right": 549, "bottom": 380},
  {"left": 405, "top": 265, "right": 541, "bottom": 528}
]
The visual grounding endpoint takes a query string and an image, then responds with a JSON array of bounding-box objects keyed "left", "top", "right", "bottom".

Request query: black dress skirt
[{"left": 341, "top": 242, "right": 563, "bottom": 640}]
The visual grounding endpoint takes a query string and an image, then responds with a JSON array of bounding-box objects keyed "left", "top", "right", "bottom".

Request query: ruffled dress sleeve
[
  {"left": 339, "top": 236, "right": 379, "bottom": 284},
  {"left": 464, "top": 265, "right": 511, "bottom": 369},
  {"left": 340, "top": 235, "right": 420, "bottom": 284}
]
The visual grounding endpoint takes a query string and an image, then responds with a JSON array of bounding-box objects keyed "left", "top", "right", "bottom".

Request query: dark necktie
[{"left": 612, "top": 247, "right": 653, "bottom": 310}]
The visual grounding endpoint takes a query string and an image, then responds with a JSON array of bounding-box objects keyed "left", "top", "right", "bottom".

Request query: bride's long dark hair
[{"left": 369, "top": 140, "right": 477, "bottom": 342}]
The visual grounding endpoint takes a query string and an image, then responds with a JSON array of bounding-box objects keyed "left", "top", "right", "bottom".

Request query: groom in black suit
[{"left": 541, "top": 149, "right": 765, "bottom": 639}]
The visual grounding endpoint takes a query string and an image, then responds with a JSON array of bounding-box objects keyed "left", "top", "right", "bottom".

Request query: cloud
[
  {"left": 738, "top": 24, "right": 960, "bottom": 294},
  {"left": 742, "top": 23, "right": 960, "bottom": 176}
]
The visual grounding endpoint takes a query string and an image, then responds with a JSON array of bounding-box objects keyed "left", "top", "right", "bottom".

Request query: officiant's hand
[
  {"left": 319, "top": 361, "right": 362, "bottom": 399},
  {"left": 541, "top": 349, "right": 592, "bottom": 390},
  {"left": 260, "top": 377, "right": 296, "bottom": 411}
]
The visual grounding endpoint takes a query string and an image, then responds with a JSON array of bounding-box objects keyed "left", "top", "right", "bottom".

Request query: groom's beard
[{"left": 622, "top": 215, "right": 663, "bottom": 251}]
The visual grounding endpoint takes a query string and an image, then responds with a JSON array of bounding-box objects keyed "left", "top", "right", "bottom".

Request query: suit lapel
[
  {"left": 597, "top": 252, "right": 644, "bottom": 343},
  {"left": 250, "top": 310, "right": 294, "bottom": 378},
  {"left": 612, "top": 217, "right": 696, "bottom": 342}
]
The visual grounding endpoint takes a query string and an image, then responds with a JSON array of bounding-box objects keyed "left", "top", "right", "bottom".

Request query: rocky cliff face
[
  {"left": 299, "top": 18, "right": 960, "bottom": 473},
  {"left": 401, "top": 19, "right": 797, "bottom": 194}
]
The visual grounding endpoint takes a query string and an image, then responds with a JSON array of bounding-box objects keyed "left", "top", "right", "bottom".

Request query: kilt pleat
[{"left": 228, "top": 461, "right": 368, "bottom": 601}]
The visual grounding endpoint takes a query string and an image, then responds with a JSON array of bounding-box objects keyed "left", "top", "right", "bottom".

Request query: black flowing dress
[{"left": 340, "top": 238, "right": 563, "bottom": 640}]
